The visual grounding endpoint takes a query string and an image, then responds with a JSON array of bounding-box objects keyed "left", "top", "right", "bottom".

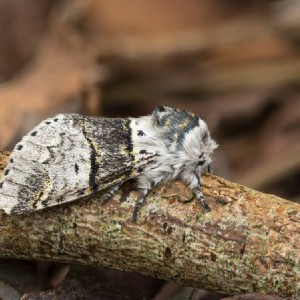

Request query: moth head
[
  {"left": 152, "top": 106, "right": 218, "bottom": 171},
  {"left": 182, "top": 117, "right": 218, "bottom": 173}
]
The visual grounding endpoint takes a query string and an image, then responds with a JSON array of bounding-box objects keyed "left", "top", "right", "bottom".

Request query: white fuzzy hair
[{"left": 131, "top": 114, "right": 218, "bottom": 195}]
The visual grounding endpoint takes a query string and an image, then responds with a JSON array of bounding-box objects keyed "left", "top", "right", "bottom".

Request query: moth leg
[
  {"left": 99, "top": 184, "right": 121, "bottom": 204},
  {"left": 194, "top": 173, "right": 211, "bottom": 211},
  {"left": 132, "top": 189, "right": 150, "bottom": 222},
  {"left": 207, "top": 163, "right": 213, "bottom": 174}
]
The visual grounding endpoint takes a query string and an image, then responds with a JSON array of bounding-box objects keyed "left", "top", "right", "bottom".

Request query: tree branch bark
[{"left": 0, "top": 151, "right": 299, "bottom": 299}]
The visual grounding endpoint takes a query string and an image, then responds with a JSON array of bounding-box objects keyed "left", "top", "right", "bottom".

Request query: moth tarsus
[
  {"left": 0, "top": 106, "right": 217, "bottom": 221},
  {"left": 207, "top": 163, "right": 213, "bottom": 174},
  {"left": 132, "top": 193, "right": 148, "bottom": 223},
  {"left": 199, "top": 197, "right": 211, "bottom": 212}
]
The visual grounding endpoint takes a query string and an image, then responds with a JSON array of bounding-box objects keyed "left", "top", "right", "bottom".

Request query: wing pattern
[{"left": 0, "top": 114, "right": 154, "bottom": 214}]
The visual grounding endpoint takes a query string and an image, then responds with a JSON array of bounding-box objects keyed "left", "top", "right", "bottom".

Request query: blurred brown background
[{"left": 0, "top": 0, "right": 299, "bottom": 299}]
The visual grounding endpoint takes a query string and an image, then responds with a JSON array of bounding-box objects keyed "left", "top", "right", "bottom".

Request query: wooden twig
[{"left": 0, "top": 151, "right": 299, "bottom": 299}]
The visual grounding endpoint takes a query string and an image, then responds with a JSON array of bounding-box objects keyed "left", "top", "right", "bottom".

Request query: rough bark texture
[{"left": 0, "top": 151, "right": 299, "bottom": 299}]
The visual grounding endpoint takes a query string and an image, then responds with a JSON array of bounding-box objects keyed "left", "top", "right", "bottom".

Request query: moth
[{"left": 0, "top": 106, "right": 217, "bottom": 221}]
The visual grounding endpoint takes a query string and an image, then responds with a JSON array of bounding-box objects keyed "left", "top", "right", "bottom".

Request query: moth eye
[
  {"left": 198, "top": 161, "right": 204, "bottom": 166},
  {"left": 137, "top": 130, "right": 145, "bottom": 136}
]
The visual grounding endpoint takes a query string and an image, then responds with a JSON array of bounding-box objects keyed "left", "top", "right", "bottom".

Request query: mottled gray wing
[{"left": 0, "top": 114, "right": 154, "bottom": 214}]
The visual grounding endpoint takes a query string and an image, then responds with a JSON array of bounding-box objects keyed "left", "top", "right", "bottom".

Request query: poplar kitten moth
[{"left": 0, "top": 106, "right": 218, "bottom": 221}]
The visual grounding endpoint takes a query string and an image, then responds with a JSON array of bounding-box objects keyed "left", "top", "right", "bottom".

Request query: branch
[{"left": 0, "top": 151, "right": 299, "bottom": 299}]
